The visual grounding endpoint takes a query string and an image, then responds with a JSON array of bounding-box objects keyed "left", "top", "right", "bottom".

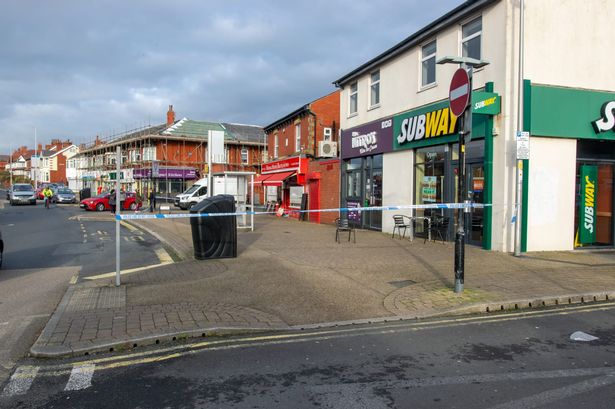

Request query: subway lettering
[{"left": 397, "top": 107, "right": 458, "bottom": 144}]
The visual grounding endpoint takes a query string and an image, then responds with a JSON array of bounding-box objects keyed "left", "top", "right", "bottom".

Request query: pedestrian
[
  {"left": 135, "top": 190, "right": 143, "bottom": 211},
  {"left": 109, "top": 189, "right": 116, "bottom": 214},
  {"left": 148, "top": 189, "right": 156, "bottom": 213}
]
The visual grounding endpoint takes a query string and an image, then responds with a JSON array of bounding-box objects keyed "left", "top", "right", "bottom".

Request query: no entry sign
[{"left": 449, "top": 68, "right": 470, "bottom": 117}]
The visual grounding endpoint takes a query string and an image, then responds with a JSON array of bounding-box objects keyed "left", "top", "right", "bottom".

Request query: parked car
[
  {"left": 54, "top": 188, "right": 77, "bottom": 204},
  {"left": 79, "top": 192, "right": 141, "bottom": 212},
  {"left": 10, "top": 183, "right": 36, "bottom": 205}
]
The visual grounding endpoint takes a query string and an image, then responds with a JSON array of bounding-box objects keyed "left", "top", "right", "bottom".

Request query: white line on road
[
  {"left": 64, "top": 363, "right": 95, "bottom": 391},
  {"left": 1, "top": 366, "right": 39, "bottom": 397}
]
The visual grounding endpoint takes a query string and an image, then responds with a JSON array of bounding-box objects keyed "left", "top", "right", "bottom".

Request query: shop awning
[
  {"left": 262, "top": 171, "right": 296, "bottom": 186},
  {"left": 250, "top": 174, "right": 272, "bottom": 185}
]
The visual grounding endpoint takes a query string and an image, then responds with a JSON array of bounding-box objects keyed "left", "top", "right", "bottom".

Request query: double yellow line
[{"left": 33, "top": 301, "right": 615, "bottom": 378}]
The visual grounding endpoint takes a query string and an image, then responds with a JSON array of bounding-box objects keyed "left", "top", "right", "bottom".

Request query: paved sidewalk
[{"left": 31, "top": 215, "right": 615, "bottom": 357}]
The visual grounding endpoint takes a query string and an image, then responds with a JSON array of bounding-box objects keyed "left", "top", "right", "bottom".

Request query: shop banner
[
  {"left": 134, "top": 168, "right": 196, "bottom": 179},
  {"left": 341, "top": 118, "right": 394, "bottom": 159},
  {"left": 472, "top": 92, "right": 501, "bottom": 115},
  {"left": 579, "top": 165, "right": 598, "bottom": 244}
]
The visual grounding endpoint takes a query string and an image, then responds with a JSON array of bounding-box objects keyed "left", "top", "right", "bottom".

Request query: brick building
[{"left": 258, "top": 91, "right": 340, "bottom": 224}]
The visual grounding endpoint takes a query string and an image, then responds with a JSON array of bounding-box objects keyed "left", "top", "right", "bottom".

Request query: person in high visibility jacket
[{"left": 42, "top": 186, "right": 53, "bottom": 209}]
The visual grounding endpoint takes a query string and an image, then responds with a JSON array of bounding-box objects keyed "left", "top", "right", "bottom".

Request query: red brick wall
[
  {"left": 307, "top": 158, "right": 340, "bottom": 225},
  {"left": 50, "top": 155, "right": 67, "bottom": 184},
  {"left": 310, "top": 90, "right": 341, "bottom": 146}
]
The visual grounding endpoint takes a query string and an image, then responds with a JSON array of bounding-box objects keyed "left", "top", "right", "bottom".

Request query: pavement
[{"left": 29, "top": 210, "right": 615, "bottom": 357}]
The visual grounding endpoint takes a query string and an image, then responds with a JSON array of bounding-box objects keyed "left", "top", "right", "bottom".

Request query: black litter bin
[
  {"left": 80, "top": 187, "right": 91, "bottom": 201},
  {"left": 190, "top": 194, "right": 237, "bottom": 260}
]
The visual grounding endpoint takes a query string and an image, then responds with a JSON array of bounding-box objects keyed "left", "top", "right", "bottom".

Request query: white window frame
[
  {"left": 323, "top": 127, "right": 332, "bottom": 142},
  {"left": 241, "top": 147, "right": 249, "bottom": 164},
  {"left": 142, "top": 146, "right": 156, "bottom": 161},
  {"left": 369, "top": 71, "right": 380, "bottom": 108},
  {"left": 295, "top": 123, "right": 301, "bottom": 152},
  {"left": 349, "top": 82, "right": 358, "bottom": 116},
  {"left": 421, "top": 40, "right": 437, "bottom": 88},
  {"left": 461, "top": 16, "right": 482, "bottom": 61},
  {"left": 274, "top": 134, "right": 279, "bottom": 158}
]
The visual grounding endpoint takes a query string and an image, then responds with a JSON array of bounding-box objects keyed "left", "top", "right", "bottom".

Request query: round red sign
[{"left": 449, "top": 68, "right": 470, "bottom": 117}]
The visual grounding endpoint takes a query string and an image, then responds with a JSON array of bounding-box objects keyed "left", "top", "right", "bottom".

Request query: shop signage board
[
  {"left": 579, "top": 165, "right": 598, "bottom": 244},
  {"left": 346, "top": 201, "right": 361, "bottom": 223},
  {"left": 529, "top": 84, "right": 615, "bottom": 140},
  {"left": 516, "top": 131, "right": 530, "bottom": 160},
  {"left": 592, "top": 100, "right": 615, "bottom": 133},
  {"left": 262, "top": 157, "right": 301, "bottom": 173},
  {"left": 422, "top": 176, "right": 437, "bottom": 203},
  {"left": 449, "top": 68, "right": 470, "bottom": 117},
  {"left": 393, "top": 100, "right": 459, "bottom": 150},
  {"left": 472, "top": 92, "right": 501, "bottom": 115},
  {"left": 133, "top": 168, "right": 196, "bottom": 179},
  {"left": 340, "top": 117, "right": 394, "bottom": 159}
]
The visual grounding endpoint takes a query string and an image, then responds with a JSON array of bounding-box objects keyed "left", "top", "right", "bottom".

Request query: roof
[
  {"left": 333, "top": 0, "right": 499, "bottom": 87},
  {"left": 264, "top": 105, "right": 310, "bottom": 133},
  {"left": 0, "top": 155, "right": 9, "bottom": 162},
  {"left": 163, "top": 118, "right": 265, "bottom": 144}
]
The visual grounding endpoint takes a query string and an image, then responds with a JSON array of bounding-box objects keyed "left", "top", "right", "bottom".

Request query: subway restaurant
[
  {"left": 340, "top": 83, "right": 500, "bottom": 248},
  {"left": 522, "top": 82, "right": 615, "bottom": 251}
]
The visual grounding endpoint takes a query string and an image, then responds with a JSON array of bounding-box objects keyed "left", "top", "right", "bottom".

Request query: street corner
[{"left": 383, "top": 280, "right": 495, "bottom": 318}]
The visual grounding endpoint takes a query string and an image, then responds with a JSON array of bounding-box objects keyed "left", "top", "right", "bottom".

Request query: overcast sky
[{"left": 0, "top": 0, "right": 463, "bottom": 153}]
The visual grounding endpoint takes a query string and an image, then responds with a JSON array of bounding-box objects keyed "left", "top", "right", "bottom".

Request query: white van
[{"left": 174, "top": 178, "right": 208, "bottom": 210}]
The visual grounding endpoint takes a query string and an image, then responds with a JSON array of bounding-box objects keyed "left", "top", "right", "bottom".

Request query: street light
[{"left": 437, "top": 56, "right": 490, "bottom": 293}]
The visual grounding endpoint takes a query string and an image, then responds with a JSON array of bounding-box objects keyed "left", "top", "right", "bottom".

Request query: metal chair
[
  {"left": 392, "top": 214, "right": 413, "bottom": 239},
  {"left": 335, "top": 217, "right": 356, "bottom": 243},
  {"left": 424, "top": 215, "right": 450, "bottom": 243}
]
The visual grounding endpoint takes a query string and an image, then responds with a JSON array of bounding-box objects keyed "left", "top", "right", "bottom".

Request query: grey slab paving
[{"left": 30, "top": 216, "right": 615, "bottom": 358}]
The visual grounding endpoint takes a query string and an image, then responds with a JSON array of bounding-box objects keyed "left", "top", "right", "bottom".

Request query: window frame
[
  {"left": 273, "top": 134, "right": 279, "bottom": 159},
  {"left": 241, "top": 147, "right": 249, "bottom": 164},
  {"left": 461, "top": 16, "right": 482, "bottom": 61},
  {"left": 295, "top": 123, "right": 301, "bottom": 152},
  {"left": 349, "top": 82, "right": 358, "bottom": 116},
  {"left": 421, "top": 40, "right": 437, "bottom": 88},
  {"left": 369, "top": 70, "right": 380, "bottom": 108}
]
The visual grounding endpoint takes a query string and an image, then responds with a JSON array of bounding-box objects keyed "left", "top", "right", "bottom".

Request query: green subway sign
[{"left": 578, "top": 165, "right": 597, "bottom": 244}]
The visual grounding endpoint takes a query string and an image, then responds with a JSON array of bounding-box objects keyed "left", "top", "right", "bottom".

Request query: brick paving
[{"left": 31, "top": 214, "right": 615, "bottom": 357}]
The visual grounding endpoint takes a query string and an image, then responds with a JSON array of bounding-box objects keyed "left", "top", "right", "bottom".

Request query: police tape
[{"left": 115, "top": 202, "right": 491, "bottom": 221}]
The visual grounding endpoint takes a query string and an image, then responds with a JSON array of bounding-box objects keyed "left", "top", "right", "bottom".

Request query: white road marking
[
  {"left": 1, "top": 366, "right": 39, "bottom": 397},
  {"left": 83, "top": 261, "right": 173, "bottom": 280},
  {"left": 64, "top": 363, "right": 95, "bottom": 391}
]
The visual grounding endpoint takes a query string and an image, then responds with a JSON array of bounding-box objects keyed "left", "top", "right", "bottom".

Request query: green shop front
[
  {"left": 340, "top": 84, "right": 500, "bottom": 247},
  {"left": 524, "top": 83, "right": 615, "bottom": 250}
]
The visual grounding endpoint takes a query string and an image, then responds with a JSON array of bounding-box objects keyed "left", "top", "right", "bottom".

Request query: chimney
[
  {"left": 167, "top": 105, "right": 175, "bottom": 126},
  {"left": 38, "top": 143, "right": 42, "bottom": 152}
]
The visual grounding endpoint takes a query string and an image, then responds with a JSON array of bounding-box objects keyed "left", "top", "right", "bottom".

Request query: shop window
[
  {"left": 370, "top": 71, "right": 380, "bottom": 108},
  {"left": 349, "top": 82, "right": 358, "bottom": 115},
  {"left": 462, "top": 17, "right": 482, "bottom": 60},
  {"left": 289, "top": 186, "right": 303, "bottom": 208},
  {"left": 421, "top": 40, "right": 437, "bottom": 87}
]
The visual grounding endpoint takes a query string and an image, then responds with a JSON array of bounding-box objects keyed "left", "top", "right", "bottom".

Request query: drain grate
[{"left": 388, "top": 279, "right": 416, "bottom": 288}]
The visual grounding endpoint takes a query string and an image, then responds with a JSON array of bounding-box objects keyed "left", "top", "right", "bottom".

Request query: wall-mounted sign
[
  {"left": 472, "top": 92, "right": 501, "bottom": 115},
  {"left": 394, "top": 100, "right": 459, "bottom": 150},
  {"left": 579, "top": 165, "right": 597, "bottom": 244},
  {"left": 516, "top": 131, "right": 530, "bottom": 160},
  {"left": 341, "top": 118, "right": 394, "bottom": 159},
  {"left": 592, "top": 101, "right": 615, "bottom": 134},
  {"left": 262, "top": 156, "right": 301, "bottom": 173}
]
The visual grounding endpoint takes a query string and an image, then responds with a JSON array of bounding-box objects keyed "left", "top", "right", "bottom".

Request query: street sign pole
[
  {"left": 449, "top": 67, "right": 472, "bottom": 294},
  {"left": 115, "top": 146, "right": 121, "bottom": 287}
]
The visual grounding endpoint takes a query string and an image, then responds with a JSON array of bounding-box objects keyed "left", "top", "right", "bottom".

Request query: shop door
[
  {"left": 466, "top": 163, "right": 484, "bottom": 245},
  {"left": 308, "top": 180, "right": 320, "bottom": 224},
  {"left": 364, "top": 168, "right": 383, "bottom": 229}
]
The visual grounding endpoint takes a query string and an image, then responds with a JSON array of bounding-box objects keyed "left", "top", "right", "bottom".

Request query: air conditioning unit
[{"left": 318, "top": 141, "right": 337, "bottom": 158}]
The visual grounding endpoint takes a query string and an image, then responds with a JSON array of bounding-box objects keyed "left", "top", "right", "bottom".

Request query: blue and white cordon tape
[{"left": 116, "top": 202, "right": 490, "bottom": 221}]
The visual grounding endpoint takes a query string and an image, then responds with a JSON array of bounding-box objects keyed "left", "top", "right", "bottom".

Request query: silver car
[
  {"left": 55, "top": 188, "right": 77, "bottom": 204},
  {"left": 10, "top": 184, "right": 36, "bottom": 206}
]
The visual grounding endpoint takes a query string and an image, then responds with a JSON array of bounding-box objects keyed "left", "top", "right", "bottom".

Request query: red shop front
[{"left": 259, "top": 156, "right": 308, "bottom": 218}]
